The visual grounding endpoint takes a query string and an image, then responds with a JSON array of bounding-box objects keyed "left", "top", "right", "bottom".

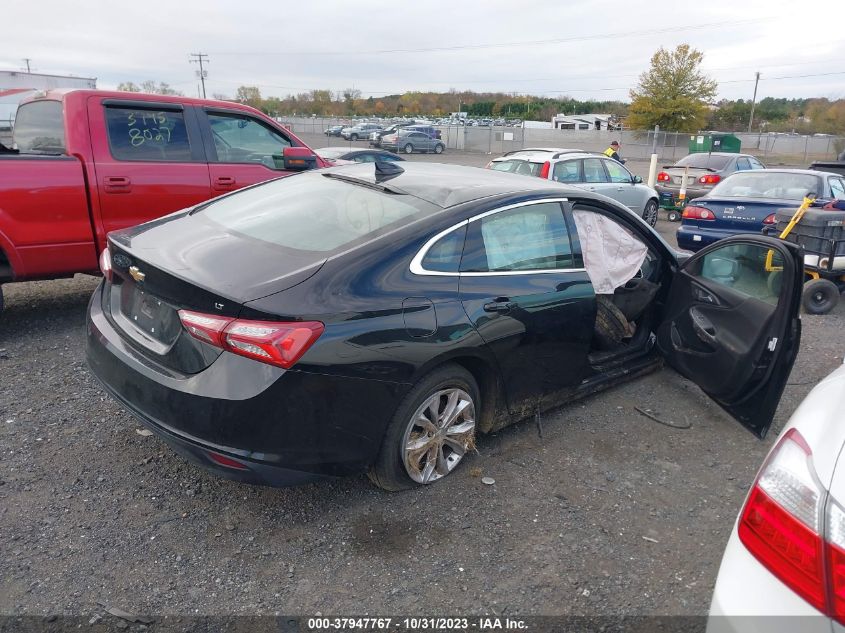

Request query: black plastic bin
[{"left": 775, "top": 208, "right": 845, "bottom": 258}]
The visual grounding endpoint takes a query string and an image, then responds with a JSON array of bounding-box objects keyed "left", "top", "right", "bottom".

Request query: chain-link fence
[{"left": 280, "top": 117, "right": 845, "bottom": 167}]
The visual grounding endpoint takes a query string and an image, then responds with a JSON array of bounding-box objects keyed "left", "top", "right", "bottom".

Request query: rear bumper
[
  {"left": 656, "top": 185, "right": 709, "bottom": 206},
  {"left": 86, "top": 282, "right": 407, "bottom": 487},
  {"left": 676, "top": 224, "right": 761, "bottom": 252}
]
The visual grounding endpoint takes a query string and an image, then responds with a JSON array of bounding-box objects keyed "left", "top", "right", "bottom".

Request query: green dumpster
[{"left": 688, "top": 133, "right": 741, "bottom": 154}]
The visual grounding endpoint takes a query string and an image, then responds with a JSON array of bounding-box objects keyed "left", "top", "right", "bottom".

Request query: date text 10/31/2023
[{"left": 306, "top": 617, "right": 528, "bottom": 631}]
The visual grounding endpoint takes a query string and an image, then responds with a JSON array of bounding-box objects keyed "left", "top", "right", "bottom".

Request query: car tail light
[
  {"left": 739, "top": 430, "right": 827, "bottom": 612},
  {"left": 657, "top": 171, "right": 670, "bottom": 182},
  {"left": 763, "top": 213, "right": 777, "bottom": 225},
  {"left": 681, "top": 205, "right": 715, "bottom": 221},
  {"left": 99, "top": 247, "right": 112, "bottom": 282},
  {"left": 698, "top": 174, "right": 721, "bottom": 185},
  {"left": 178, "top": 310, "right": 324, "bottom": 369},
  {"left": 484, "top": 161, "right": 493, "bottom": 169},
  {"left": 207, "top": 451, "right": 248, "bottom": 470},
  {"left": 539, "top": 161, "right": 550, "bottom": 179}
]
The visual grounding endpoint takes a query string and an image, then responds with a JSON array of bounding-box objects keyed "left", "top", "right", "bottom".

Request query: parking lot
[{"left": 2, "top": 148, "right": 844, "bottom": 620}]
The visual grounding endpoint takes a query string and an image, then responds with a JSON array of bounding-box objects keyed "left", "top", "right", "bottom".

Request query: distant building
[
  {"left": 552, "top": 113, "right": 620, "bottom": 131},
  {"left": 0, "top": 70, "right": 97, "bottom": 143}
]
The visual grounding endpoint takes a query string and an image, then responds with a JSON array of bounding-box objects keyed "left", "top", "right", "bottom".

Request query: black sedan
[
  {"left": 87, "top": 162, "right": 804, "bottom": 490},
  {"left": 316, "top": 146, "right": 405, "bottom": 164}
]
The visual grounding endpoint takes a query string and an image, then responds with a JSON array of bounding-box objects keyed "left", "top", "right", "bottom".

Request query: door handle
[
  {"left": 483, "top": 298, "right": 517, "bottom": 314},
  {"left": 213, "top": 176, "right": 236, "bottom": 188},
  {"left": 690, "top": 307, "right": 718, "bottom": 345},
  {"left": 104, "top": 176, "right": 131, "bottom": 193}
]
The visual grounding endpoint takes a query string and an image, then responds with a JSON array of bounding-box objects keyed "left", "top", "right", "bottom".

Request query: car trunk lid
[{"left": 692, "top": 197, "right": 794, "bottom": 229}]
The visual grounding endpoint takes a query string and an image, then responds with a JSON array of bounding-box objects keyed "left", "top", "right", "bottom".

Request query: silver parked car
[
  {"left": 487, "top": 150, "right": 660, "bottom": 226},
  {"left": 341, "top": 123, "right": 382, "bottom": 141},
  {"left": 381, "top": 130, "right": 445, "bottom": 154},
  {"left": 656, "top": 152, "right": 766, "bottom": 208}
]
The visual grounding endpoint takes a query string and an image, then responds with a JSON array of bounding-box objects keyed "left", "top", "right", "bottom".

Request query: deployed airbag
[{"left": 573, "top": 211, "right": 649, "bottom": 294}]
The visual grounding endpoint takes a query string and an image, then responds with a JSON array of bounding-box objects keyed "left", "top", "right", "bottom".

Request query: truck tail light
[
  {"left": 681, "top": 205, "right": 715, "bottom": 221},
  {"left": 99, "top": 247, "right": 112, "bottom": 283},
  {"left": 698, "top": 174, "right": 721, "bottom": 185},
  {"left": 178, "top": 310, "right": 324, "bottom": 369},
  {"left": 657, "top": 171, "right": 670, "bottom": 182},
  {"left": 539, "top": 161, "right": 550, "bottom": 179}
]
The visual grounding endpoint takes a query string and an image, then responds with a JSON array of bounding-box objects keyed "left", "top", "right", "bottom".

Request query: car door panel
[
  {"left": 457, "top": 200, "right": 593, "bottom": 411},
  {"left": 602, "top": 159, "right": 641, "bottom": 210},
  {"left": 657, "top": 236, "right": 803, "bottom": 438}
]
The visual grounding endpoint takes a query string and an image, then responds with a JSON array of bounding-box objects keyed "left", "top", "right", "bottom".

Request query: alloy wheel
[{"left": 401, "top": 388, "right": 476, "bottom": 484}]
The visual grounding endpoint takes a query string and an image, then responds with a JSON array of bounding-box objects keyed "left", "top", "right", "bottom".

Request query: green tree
[
  {"left": 627, "top": 44, "right": 717, "bottom": 132},
  {"left": 117, "top": 82, "right": 141, "bottom": 92},
  {"left": 235, "top": 85, "right": 263, "bottom": 108},
  {"left": 138, "top": 80, "right": 181, "bottom": 96}
]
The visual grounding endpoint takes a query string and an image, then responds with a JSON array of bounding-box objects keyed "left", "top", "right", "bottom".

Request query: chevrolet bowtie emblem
[{"left": 129, "top": 266, "right": 146, "bottom": 282}]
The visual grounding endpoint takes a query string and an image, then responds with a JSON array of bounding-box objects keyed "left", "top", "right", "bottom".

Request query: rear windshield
[
  {"left": 490, "top": 159, "right": 541, "bottom": 176},
  {"left": 675, "top": 154, "right": 731, "bottom": 170},
  {"left": 710, "top": 172, "right": 821, "bottom": 200},
  {"left": 199, "top": 173, "right": 437, "bottom": 253},
  {"left": 13, "top": 100, "right": 65, "bottom": 154}
]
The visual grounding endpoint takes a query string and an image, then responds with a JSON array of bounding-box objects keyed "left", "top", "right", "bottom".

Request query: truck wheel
[{"left": 802, "top": 278, "right": 840, "bottom": 315}]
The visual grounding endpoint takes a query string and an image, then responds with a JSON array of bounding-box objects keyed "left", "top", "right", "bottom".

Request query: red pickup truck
[{"left": 0, "top": 89, "right": 327, "bottom": 315}]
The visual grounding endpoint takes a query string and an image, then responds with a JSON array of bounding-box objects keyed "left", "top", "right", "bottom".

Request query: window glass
[
  {"left": 461, "top": 202, "right": 573, "bottom": 272},
  {"left": 13, "top": 100, "right": 65, "bottom": 154},
  {"left": 421, "top": 225, "right": 467, "bottom": 273},
  {"left": 201, "top": 173, "right": 436, "bottom": 253},
  {"left": 583, "top": 158, "right": 608, "bottom": 183},
  {"left": 552, "top": 160, "right": 580, "bottom": 183},
  {"left": 490, "top": 160, "right": 518, "bottom": 173},
  {"left": 710, "top": 172, "right": 821, "bottom": 200},
  {"left": 604, "top": 159, "right": 632, "bottom": 183},
  {"left": 736, "top": 157, "right": 751, "bottom": 171},
  {"left": 353, "top": 154, "right": 375, "bottom": 163},
  {"left": 105, "top": 107, "right": 191, "bottom": 161},
  {"left": 697, "top": 243, "right": 783, "bottom": 306},
  {"left": 208, "top": 113, "right": 291, "bottom": 167},
  {"left": 749, "top": 158, "right": 765, "bottom": 169},
  {"left": 829, "top": 178, "right": 845, "bottom": 199}
]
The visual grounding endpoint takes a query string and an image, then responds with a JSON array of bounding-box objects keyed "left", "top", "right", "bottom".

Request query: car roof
[
  {"left": 731, "top": 168, "right": 828, "bottom": 176},
  {"left": 492, "top": 151, "right": 600, "bottom": 163},
  {"left": 504, "top": 147, "right": 583, "bottom": 157},
  {"left": 327, "top": 162, "right": 571, "bottom": 208}
]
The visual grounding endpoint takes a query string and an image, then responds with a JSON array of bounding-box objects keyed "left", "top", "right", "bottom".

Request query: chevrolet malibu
[{"left": 87, "top": 162, "right": 804, "bottom": 490}]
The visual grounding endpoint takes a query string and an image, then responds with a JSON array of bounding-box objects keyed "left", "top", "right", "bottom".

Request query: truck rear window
[
  {"left": 13, "top": 100, "right": 65, "bottom": 154},
  {"left": 105, "top": 106, "right": 192, "bottom": 161}
]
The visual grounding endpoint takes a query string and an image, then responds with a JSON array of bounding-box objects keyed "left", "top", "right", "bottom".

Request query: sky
[{"left": 2, "top": 0, "right": 845, "bottom": 103}]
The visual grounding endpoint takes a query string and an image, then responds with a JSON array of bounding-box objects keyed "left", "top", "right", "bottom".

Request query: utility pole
[
  {"left": 22, "top": 58, "right": 32, "bottom": 73},
  {"left": 189, "top": 53, "right": 209, "bottom": 99},
  {"left": 748, "top": 71, "right": 761, "bottom": 132}
]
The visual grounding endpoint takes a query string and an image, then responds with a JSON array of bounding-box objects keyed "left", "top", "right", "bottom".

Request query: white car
[
  {"left": 708, "top": 361, "right": 845, "bottom": 633},
  {"left": 486, "top": 149, "right": 661, "bottom": 226}
]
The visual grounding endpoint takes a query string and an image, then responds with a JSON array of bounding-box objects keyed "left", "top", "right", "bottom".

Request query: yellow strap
[{"left": 765, "top": 196, "right": 815, "bottom": 272}]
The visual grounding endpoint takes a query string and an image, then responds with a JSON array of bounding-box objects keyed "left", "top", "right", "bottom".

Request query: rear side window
[
  {"left": 583, "top": 158, "right": 608, "bottom": 183},
  {"left": 490, "top": 160, "right": 518, "bottom": 173},
  {"left": 830, "top": 178, "right": 845, "bottom": 199},
  {"left": 105, "top": 106, "right": 191, "bottom": 161},
  {"left": 736, "top": 157, "right": 751, "bottom": 171},
  {"left": 421, "top": 225, "right": 467, "bottom": 273},
  {"left": 461, "top": 202, "right": 573, "bottom": 272},
  {"left": 200, "top": 173, "right": 436, "bottom": 253},
  {"left": 553, "top": 160, "right": 580, "bottom": 182},
  {"left": 13, "top": 100, "right": 65, "bottom": 154}
]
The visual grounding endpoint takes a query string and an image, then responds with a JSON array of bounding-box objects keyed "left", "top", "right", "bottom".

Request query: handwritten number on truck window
[{"left": 126, "top": 111, "right": 170, "bottom": 147}]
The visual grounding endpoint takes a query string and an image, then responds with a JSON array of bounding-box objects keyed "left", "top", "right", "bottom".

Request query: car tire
[
  {"left": 434, "top": 144, "right": 444, "bottom": 154},
  {"left": 802, "top": 278, "right": 840, "bottom": 315},
  {"left": 643, "top": 199, "right": 659, "bottom": 227},
  {"left": 403, "top": 144, "right": 414, "bottom": 154},
  {"left": 667, "top": 210, "right": 680, "bottom": 222},
  {"left": 368, "top": 364, "right": 479, "bottom": 491},
  {"left": 350, "top": 134, "right": 358, "bottom": 141},
  {"left": 593, "top": 295, "right": 631, "bottom": 350}
]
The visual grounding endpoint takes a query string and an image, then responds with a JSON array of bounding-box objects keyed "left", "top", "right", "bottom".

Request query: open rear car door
[{"left": 657, "top": 236, "right": 803, "bottom": 439}]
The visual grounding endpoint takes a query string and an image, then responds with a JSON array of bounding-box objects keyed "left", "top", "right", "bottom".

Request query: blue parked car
[{"left": 677, "top": 169, "right": 845, "bottom": 252}]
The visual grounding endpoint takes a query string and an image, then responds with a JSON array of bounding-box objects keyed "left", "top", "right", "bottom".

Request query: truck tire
[{"left": 802, "top": 278, "right": 840, "bottom": 315}]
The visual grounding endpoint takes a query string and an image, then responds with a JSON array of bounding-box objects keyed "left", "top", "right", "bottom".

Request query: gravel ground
[{"left": 1, "top": 149, "right": 842, "bottom": 620}]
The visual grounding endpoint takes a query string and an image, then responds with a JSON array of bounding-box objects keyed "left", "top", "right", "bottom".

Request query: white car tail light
[
  {"left": 738, "top": 428, "right": 845, "bottom": 621},
  {"left": 99, "top": 247, "right": 112, "bottom": 282},
  {"left": 178, "top": 310, "right": 324, "bottom": 369}
]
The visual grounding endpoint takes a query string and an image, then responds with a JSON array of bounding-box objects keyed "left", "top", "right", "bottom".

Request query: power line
[
  {"left": 211, "top": 18, "right": 769, "bottom": 57},
  {"left": 189, "top": 52, "right": 209, "bottom": 98}
]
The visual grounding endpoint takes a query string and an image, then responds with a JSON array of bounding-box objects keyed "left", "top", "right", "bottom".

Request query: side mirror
[
  {"left": 704, "top": 256, "right": 739, "bottom": 281},
  {"left": 274, "top": 147, "right": 318, "bottom": 171},
  {"left": 632, "top": 175, "right": 643, "bottom": 184}
]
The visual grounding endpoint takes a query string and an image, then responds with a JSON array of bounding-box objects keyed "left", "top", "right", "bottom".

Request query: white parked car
[
  {"left": 486, "top": 149, "right": 661, "bottom": 226},
  {"left": 708, "top": 361, "right": 845, "bottom": 633}
]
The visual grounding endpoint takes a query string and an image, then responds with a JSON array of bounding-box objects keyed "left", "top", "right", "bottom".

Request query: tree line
[{"left": 115, "top": 45, "right": 845, "bottom": 135}]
